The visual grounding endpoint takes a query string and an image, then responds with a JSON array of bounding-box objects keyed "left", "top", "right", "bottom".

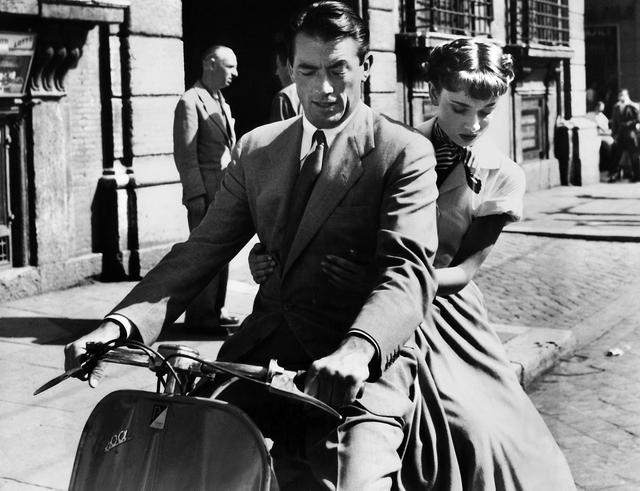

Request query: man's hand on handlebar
[
  {"left": 304, "top": 336, "right": 373, "bottom": 409},
  {"left": 64, "top": 321, "right": 121, "bottom": 388}
]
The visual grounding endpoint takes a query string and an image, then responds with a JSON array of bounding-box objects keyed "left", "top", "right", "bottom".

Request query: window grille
[
  {"left": 403, "top": 0, "right": 493, "bottom": 37},
  {"left": 0, "top": 235, "right": 10, "bottom": 264},
  {"left": 510, "top": 0, "right": 570, "bottom": 46}
]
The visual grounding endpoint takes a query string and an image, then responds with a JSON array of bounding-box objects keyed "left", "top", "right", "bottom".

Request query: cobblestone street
[
  {"left": 475, "top": 233, "right": 640, "bottom": 489},
  {"left": 476, "top": 234, "right": 640, "bottom": 330},
  {"left": 528, "top": 306, "right": 640, "bottom": 490}
]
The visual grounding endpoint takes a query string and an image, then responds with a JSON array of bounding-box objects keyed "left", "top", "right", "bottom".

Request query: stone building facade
[
  {"left": 0, "top": 0, "right": 593, "bottom": 301},
  {"left": 0, "top": 0, "right": 187, "bottom": 300},
  {"left": 584, "top": 0, "right": 640, "bottom": 114}
]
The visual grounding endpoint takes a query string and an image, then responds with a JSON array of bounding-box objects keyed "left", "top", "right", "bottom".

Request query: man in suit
[
  {"left": 65, "top": 2, "right": 439, "bottom": 488},
  {"left": 609, "top": 88, "right": 640, "bottom": 182},
  {"left": 269, "top": 33, "right": 302, "bottom": 122},
  {"left": 173, "top": 44, "right": 240, "bottom": 334}
]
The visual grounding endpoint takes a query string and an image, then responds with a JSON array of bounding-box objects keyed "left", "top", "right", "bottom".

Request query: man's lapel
[
  {"left": 265, "top": 118, "right": 304, "bottom": 252},
  {"left": 193, "top": 82, "right": 233, "bottom": 147},
  {"left": 219, "top": 92, "right": 236, "bottom": 145},
  {"left": 282, "top": 104, "right": 374, "bottom": 276}
]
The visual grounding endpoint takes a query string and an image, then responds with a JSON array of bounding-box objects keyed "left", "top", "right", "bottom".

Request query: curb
[
  {"left": 502, "top": 326, "right": 577, "bottom": 389},
  {"left": 504, "top": 226, "right": 640, "bottom": 242}
]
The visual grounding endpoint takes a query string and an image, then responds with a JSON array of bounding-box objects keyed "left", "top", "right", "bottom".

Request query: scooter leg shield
[{"left": 68, "top": 390, "right": 275, "bottom": 491}]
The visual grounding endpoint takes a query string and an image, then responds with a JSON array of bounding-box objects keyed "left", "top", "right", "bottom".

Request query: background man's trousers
[{"left": 185, "top": 168, "right": 229, "bottom": 329}]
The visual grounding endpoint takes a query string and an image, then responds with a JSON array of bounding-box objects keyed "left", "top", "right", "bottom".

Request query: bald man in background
[{"left": 173, "top": 45, "right": 240, "bottom": 335}]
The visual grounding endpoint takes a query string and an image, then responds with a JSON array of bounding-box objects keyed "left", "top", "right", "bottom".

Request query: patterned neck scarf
[{"left": 431, "top": 120, "right": 482, "bottom": 193}]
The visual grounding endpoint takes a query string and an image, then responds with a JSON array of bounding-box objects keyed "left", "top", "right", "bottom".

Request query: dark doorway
[
  {"left": 585, "top": 25, "right": 619, "bottom": 116},
  {"left": 182, "top": 0, "right": 312, "bottom": 137},
  {"left": 0, "top": 109, "right": 30, "bottom": 268}
]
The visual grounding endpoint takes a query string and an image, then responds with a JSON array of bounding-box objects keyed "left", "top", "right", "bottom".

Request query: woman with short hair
[{"left": 249, "top": 37, "right": 575, "bottom": 490}]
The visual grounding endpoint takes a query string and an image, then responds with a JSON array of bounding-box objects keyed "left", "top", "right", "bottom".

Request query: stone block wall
[
  {"left": 0, "top": 1, "right": 129, "bottom": 299},
  {"left": 120, "top": 0, "right": 187, "bottom": 275},
  {"left": 30, "top": 27, "right": 105, "bottom": 290},
  {"left": 63, "top": 27, "right": 105, "bottom": 258},
  {"left": 367, "top": 0, "right": 402, "bottom": 120},
  {"left": 568, "top": 0, "right": 599, "bottom": 185},
  {"left": 570, "top": 0, "right": 587, "bottom": 116}
]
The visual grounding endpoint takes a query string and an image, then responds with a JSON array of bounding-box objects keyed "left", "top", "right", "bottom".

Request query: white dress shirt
[{"left": 299, "top": 101, "right": 364, "bottom": 164}]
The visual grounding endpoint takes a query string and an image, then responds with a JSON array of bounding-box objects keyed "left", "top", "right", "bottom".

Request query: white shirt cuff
[{"left": 103, "top": 313, "right": 135, "bottom": 340}]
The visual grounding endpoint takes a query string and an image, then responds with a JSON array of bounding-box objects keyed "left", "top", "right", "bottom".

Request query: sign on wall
[{"left": 0, "top": 32, "right": 36, "bottom": 97}]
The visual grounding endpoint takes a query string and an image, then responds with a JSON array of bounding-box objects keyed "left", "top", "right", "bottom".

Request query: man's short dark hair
[
  {"left": 274, "top": 31, "right": 290, "bottom": 65},
  {"left": 291, "top": 1, "right": 369, "bottom": 63}
]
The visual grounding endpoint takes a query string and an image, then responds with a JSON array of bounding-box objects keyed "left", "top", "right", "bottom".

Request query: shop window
[
  {"left": 0, "top": 235, "right": 9, "bottom": 265},
  {"left": 402, "top": 0, "right": 493, "bottom": 36},
  {"left": 0, "top": 32, "right": 35, "bottom": 97},
  {"left": 521, "top": 96, "right": 547, "bottom": 159},
  {"left": 0, "top": 122, "right": 13, "bottom": 267},
  {"left": 509, "top": 0, "right": 570, "bottom": 47}
]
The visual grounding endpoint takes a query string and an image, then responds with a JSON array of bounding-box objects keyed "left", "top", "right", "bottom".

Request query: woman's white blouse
[{"left": 434, "top": 141, "right": 526, "bottom": 268}]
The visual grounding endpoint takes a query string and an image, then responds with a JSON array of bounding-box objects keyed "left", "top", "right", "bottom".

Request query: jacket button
[{"left": 283, "top": 303, "right": 291, "bottom": 312}]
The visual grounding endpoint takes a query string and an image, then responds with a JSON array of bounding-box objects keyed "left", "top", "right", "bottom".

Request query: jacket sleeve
[
  {"left": 109, "top": 137, "right": 256, "bottom": 344},
  {"left": 173, "top": 96, "right": 206, "bottom": 204},
  {"left": 348, "top": 134, "right": 439, "bottom": 379}
]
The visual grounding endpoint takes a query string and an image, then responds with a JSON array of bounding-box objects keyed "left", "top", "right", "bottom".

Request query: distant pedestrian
[
  {"left": 172, "top": 45, "right": 240, "bottom": 335},
  {"left": 609, "top": 89, "right": 640, "bottom": 182},
  {"left": 588, "top": 101, "right": 614, "bottom": 173},
  {"left": 269, "top": 33, "right": 301, "bottom": 122}
]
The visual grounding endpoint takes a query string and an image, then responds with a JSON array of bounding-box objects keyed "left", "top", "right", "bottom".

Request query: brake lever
[
  {"left": 34, "top": 341, "right": 124, "bottom": 396},
  {"left": 33, "top": 352, "right": 96, "bottom": 396}
]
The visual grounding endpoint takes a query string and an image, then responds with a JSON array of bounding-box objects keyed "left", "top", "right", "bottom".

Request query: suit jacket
[
  {"left": 611, "top": 101, "right": 640, "bottom": 149},
  {"left": 269, "top": 83, "right": 301, "bottom": 122},
  {"left": 173, "top": 81, "right": 236, "bottom": 204},
  {"left": 112, "top": 104, "right": 439, "bottom": 416}
]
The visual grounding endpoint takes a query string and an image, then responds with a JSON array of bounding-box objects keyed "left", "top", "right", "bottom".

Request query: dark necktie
[{"left": 280, "top": 130, "right": 326, "bottom": 262}]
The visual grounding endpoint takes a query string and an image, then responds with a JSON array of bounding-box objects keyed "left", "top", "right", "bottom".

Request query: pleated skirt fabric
[{"left": 402, "top": 281, "right": 576, "bottom": 490}]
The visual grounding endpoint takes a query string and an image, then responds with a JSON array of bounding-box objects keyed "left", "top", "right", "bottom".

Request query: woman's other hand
[
  {"left": 248, "top": 242, "right": 276, "bottom": 284},
  {"left": 321, "top": 251, "right": 374, "bottom": 294}
]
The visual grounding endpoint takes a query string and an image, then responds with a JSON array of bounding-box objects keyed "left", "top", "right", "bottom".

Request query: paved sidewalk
[
  {"left": 0, "top": 181, "right": 638, "bottom": 490},
  {"left": 506, "top": 182, "right": 640, "bottom": 241},
  {"left": 529, "top": 295, "right": 640, "bottom": 490}
]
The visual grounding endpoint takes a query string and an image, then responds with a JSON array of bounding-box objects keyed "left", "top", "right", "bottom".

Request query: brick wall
[
  {"left": 62, "top": 27, "right": 104, "bottom": 258},
  {"left": 28, "top": 26, "right": 105, "bottom": 290}
]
